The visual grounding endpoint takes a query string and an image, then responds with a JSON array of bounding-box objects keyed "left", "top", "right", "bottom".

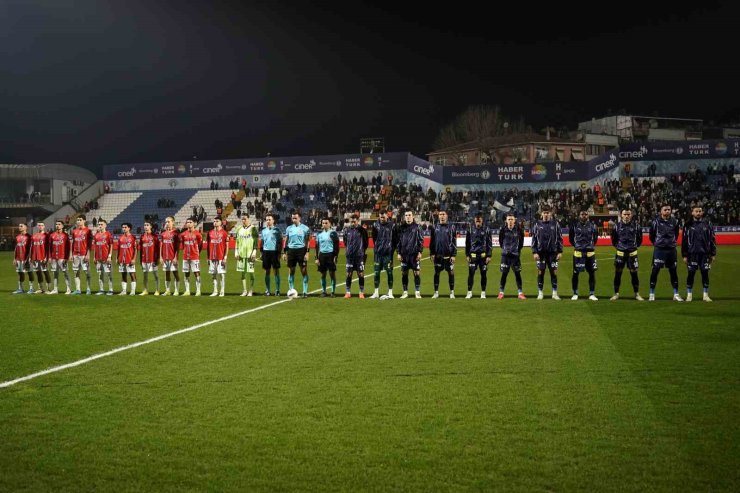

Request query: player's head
[
  {"left": 144, "top": 221, "right": 152, "bottom": 233},
  {"left": 36, "top": 221, "right": 46, "bottom": 232},
  {"left": 579, "top": 208, "right": 589, "bottom": 222},
  {"left": 506, "top": 212, "right": 516, "bottom": 228},
  {"left": 291, "top": 212, "right": 301, "bottom": 225},
  {"left": 438, "top": 210, "right": 448, "bottom": 224},
  {"left": 240, "top": 214, "right": 250, "bottom": 226},
  {"left": 540, "top": 205, "right": 552, "bottom": 221},
  {"left": 185, "top": 218, "right": 196, "bottom": 231},
  {"left": 97, "top": 219, "right": 107, "bottom": 232},
  {"left": 350, "top": 214, "right": 359, "bottom": 228},
  {"left": 691, "top": 205, "right": 704, "bottom": 220},
  {"left": 122, "top": 222, "right": 132, "bottom": 234},
  {"left": 165, "top": 216, "right": 175, "bottom": 230},
  {"left": 18, "top": 223, "right": 27, "bottom": 234},
  {"left": 265, "top": 213, "right": 275, "bottom": 227},
  {"left": 55, "top": 220, "right": 64, "bottom": 232},
  {"left": 620, "top": 209, "right": 633, "bottom": 223},
  {"left": 403, "top": 210, "right": 414, "bottom": 224},
  {"left": 660, "top": 204, "right": 672, "bottom": 219},
  {"left": 379, "top": 212, "right": 387, "bottom": 223},
  {"left": 321, "top": 218, "right": 331, "bottom": 230},
  {"left": 76, "top": 215, "right": 86, "bottom": 228},
  {"left": 474, "top": 213, "right": 484, "bottom": 227},
  {"left": 213, "top": 216, "right": 222, "bottom": 229}
]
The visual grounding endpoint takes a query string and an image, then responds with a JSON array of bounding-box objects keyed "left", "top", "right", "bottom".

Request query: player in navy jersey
[
  {"left": 568, "top": 209, "right": 599, "bottom": 301},
  {"left": 681, "top": 205, "right": 716, "bottom": 302},
  {"left": 531, "top": 206, "right": 563, "bottom": 300},
  {"left": 648, "top": 204, "right": 682, "bottom": 301}
]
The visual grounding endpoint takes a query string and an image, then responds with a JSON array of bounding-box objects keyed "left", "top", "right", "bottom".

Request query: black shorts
[
  {"left": 652, "top": 247, "right": 677, "bottom": 269},
  {"left": 686, "top": 253, "right": 712, "bottom": 272},
  {"left": 346, "top": 255, "right": 365, "bottom": 273},
  {"left": 500, "top": 253, "right": 521, "bottom": 273},
  {"left": 317, "top": 253, "right": 336, "bottom": 273},
  {"left": 614, "top": 250, "right": 639, "bottom": 270},
  {"left": 400, "top": 254, "right": 421, "bottom": 272},
  {"left": 287, "top": 248, "right": 307, "bottom": 268},
  {"left": 573, "top": 250, "right": 597, "bottom": 273},
  {"left": 434, "top": 255, "right": 454, "bottom": 272},
  {"left": 262, "top": 251, "right": 280, "bottom": 270},
  {"left": 468, "top": 254, "right": 488, "bottom": 271},
  {"left": 535, "top": 252, "right": 559, "bottom": 271}
]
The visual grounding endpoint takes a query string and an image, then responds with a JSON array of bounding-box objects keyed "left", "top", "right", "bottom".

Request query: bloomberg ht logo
[
  {"left": 413, "top": 163, "right": 434, "bottom": 176},
  {"left": 618, "top": 146, "right": 648, "bottom": 159},
  {"left": 117, "top": 167, "right": 136, "bottom": 178},
  {"left": 594, "top": 153, "right": 619, "bottom": 172}
]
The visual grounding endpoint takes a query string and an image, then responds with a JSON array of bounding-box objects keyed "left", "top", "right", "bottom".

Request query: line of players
[{"left": 11, "top": 202, "right": 716, "bottom": 301}]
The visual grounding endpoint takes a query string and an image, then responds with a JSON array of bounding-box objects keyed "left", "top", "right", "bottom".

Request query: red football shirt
[
  {"left": 139, "top": 233, "right": 159, "bottom": 263},
  {"left": 31, "top": 232, "right": 50, "bottom": 261},
  {"left": 117, "top": 233, "right": 137, "bottom": 265},
  {"left": 93, "top": 231, "right": 113, "bottom": 261},
  {"left": 71, "top": 227, "right": 92, "bottom": 256},
  {"left": 160, "top": 229, "right": 179, "bottom": 261},
  {"left": 49, "top": 231, "right": 70, "bottom": 260},
  {"left": 181, "top": 230, "right": 202, "bottom": 261},
  {"left": 207, "top": 229, "right": 229, "bottom": 260},
  {"left": 14, "top": 233, "right": 32, "bottom": 262}
]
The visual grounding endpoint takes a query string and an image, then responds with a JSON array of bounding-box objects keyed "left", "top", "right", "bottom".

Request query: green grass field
[{"left": 1, "top": 247, "right": 739, "bottom": 492}]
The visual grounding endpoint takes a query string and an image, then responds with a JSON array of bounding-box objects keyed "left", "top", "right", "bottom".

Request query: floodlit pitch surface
[{"left": 1, "top": 247, "right": 738, "bottom": 491}]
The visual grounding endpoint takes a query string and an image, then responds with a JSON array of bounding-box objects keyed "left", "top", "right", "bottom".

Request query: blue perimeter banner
[
  {"left": 104, "top": 152, "right": 408, "bottom": 181},
  {"left": 618, "top": 138, "right": 740, "bottom": 161}
]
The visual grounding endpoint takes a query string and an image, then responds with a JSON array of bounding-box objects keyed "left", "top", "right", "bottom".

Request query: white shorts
[
  {"left": 50, "top": 259, "right": 68, "bottom": 272},
  {"left": 96, "top": 261, "right": 112, "bottom": 273},
  {"left": 141, "top": 262, "right": 158, "bottom": 273},
  {"left": 182, "top": 260, "right": 200, "bottom": 273},
  {"left": 162, "top": 260, "right": 178, "bottom": 272},
  {"left": 208, "top": 259, "right": 227, "bottom": 274},
  {"left": 72, "top": 255, "right": 90, "bottom": 272},
  {"left": 31, "top": 260, "right": 48, "bottom": 272},
  {"left": 14, "top": 260, "right": 30, "bottom": 273},
  {"left": 118, "top": 262, "right": 136, "bottom": 273}
]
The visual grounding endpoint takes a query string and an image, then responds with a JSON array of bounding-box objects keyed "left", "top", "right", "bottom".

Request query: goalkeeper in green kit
[{"left": 234, "top": 214, "right": 259, "bottom": 296}]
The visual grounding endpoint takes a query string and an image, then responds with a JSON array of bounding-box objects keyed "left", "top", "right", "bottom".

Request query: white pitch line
[{"left": 0, "top": 256, "right": 430, "bottom": 390}]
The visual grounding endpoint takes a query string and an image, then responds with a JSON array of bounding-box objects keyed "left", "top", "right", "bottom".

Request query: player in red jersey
[
  {"left": 48, "top": 220, "right": 71, "bottom": 294},
  {"left": 206, "top": 216, "right": 229, "bottom": 297},
  {"left": 139, "top": 221, "right": 160, "bottom": 296},
  {"left": 117, "top": 222, "right": 138, "bottom": 295},
  {"left": 31, "top": 221, "right": 51, "bottom": 293},
  {"left": 159, "top": 216, "right": 181, "bottom": 296},
  {"left": 70, "top": 215, "right": 93, "bottom": 295},
  {"left": 12, "top": 223, "right": 34, "bottom": 294},
  {"left": 181, "top": 218, "right": 203, "bottom": 296},
  {"left": 93, "top": 219, "right": 114, "bottom": 295}
]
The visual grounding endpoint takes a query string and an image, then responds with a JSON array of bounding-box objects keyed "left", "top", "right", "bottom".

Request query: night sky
[{"left": 1, "top": 0, "right": 738, "bottom": 176}]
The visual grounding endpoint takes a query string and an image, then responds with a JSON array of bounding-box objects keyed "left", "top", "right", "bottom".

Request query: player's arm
[
  {"left": 415, "top": 227, "right": 423, "bottom": 260},
  {"left": 610, "top": 225, "right": 618, "bottom": 247},
  {"left": 680, "top": 223, "right": 689, "bottom": 259},
  {"left": 450, "top": 225, "right": 457, "bottom": 260},
  {"left": 331, "top": 231, "right": 339, "bottom": 262},
  {"left": 568, "top": 223, "right": 575, "bottom": 248},
  {"left": 591, "top": 224, "right": 598, "bottom": 248},
  {"left": 648, "top": 220, "right": 656, "bottom": 244},
  {"left": 517, "top": 226, "right": 524, "bottom": 254},
  {"left": 531, "top": 224, "right": 539, "bottom": 255},
  {"left": 484, "top": 227, "right": 492, "bottom": 263},
  {"left": 555, "top": 222, "right": 563, "bottom": 259},
  {"left": 107, "top": 233, "right": 113, "bottom": 262},
  {"left": 709, "top": 222, "right": 716, "bottom": 259},
  {"left": 429, "top": 226, "right": 436, "bottom": 257},
  {"left": 465, "top": 228, "right": 471, "bottom": 259}
]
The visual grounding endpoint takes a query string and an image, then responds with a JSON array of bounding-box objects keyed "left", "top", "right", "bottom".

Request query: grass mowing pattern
[{"left": 0, "top": 248, "right": 738, "bottom": 491}]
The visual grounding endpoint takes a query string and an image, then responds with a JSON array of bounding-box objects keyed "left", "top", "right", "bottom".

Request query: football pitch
[{"left": 1, "top": 247, "right": 739, "bottom": 492}]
